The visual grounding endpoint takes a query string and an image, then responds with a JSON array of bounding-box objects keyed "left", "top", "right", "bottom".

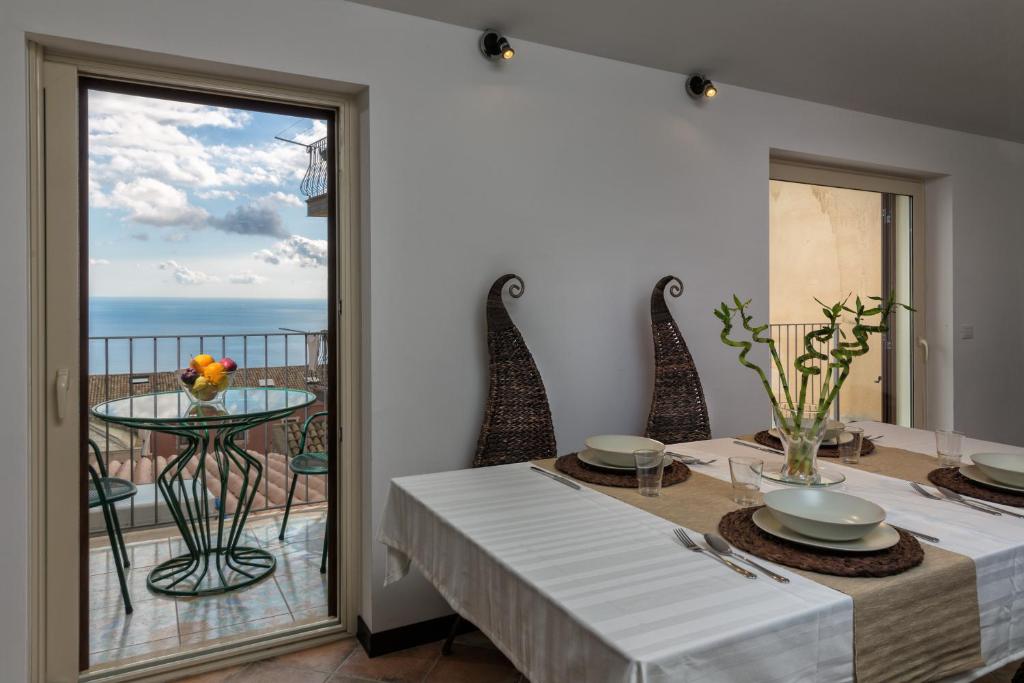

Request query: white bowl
[
  {"left": 971, "top": 453, "right": 1024, "bottom": 488},
  {"left": 583, "top": 435, "right": 664, "bottom": 468},
  {"left": 764, "top": 489, "right": 886, "bottom": 542}
]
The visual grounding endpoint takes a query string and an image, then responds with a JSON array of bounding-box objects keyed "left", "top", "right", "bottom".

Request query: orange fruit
[
  {"left": 190, "top": 354, "right": 215, "bottom": 370},
  {"left": 203, "top": 362, "right": 226, "bottom": 384}
]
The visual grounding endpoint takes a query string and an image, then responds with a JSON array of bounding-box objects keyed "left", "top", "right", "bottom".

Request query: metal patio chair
[
  {"left": 87, "top": 438, "right": 138, "bottom": 614},
  {"left": 279, "top": 411, "right": 328, "bottom": 574}
]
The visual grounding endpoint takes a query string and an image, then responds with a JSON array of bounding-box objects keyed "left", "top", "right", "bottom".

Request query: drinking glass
[
  {"left": 729, "top": 456, "right": 764, "bottom": 506},
  {"left": 633, "top": 449, "right": 666, "bottom": 497},
  {"left": 935, "top": 430, "right": 964, "bottom": 468},
  {"left": 839, "top": 426, "right": 864, "bottom": 465}
]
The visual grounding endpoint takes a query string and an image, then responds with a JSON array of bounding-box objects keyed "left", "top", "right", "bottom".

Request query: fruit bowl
[{"left": 179, "top": 354, "right": 237, "bottom": 404}]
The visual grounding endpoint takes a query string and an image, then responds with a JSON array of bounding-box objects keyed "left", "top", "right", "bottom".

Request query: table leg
[{"left": 148, "top": 420, "right": 276, "bottom": 596}]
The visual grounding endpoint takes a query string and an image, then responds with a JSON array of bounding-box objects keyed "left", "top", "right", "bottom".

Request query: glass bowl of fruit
[{"left": 179, "top": 354, "right": 237, "bottom": 404}]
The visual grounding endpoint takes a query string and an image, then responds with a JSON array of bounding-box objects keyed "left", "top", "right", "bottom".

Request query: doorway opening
[{"left": 769, "top": 161, "right": 923, "bottom": 426}]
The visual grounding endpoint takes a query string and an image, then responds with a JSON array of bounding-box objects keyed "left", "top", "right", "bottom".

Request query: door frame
[
  {"left": 769, "top": 159, "right": 927, "bottom": 427},
  {"left": 28, "top": 43, "right": 363, "bottom": 682}
]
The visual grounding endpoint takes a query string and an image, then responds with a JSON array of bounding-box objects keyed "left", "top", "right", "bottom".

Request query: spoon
[{"left": 703, "top": 533, "right": 790, "bottom": 583}]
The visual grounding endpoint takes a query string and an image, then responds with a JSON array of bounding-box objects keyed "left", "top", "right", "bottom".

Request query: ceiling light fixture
[
  {"left": 480, "top": 29, "right": 515, "bottom": 61},
  {"left": 686, "top": 74, "right": 718, "bottom": 99}
]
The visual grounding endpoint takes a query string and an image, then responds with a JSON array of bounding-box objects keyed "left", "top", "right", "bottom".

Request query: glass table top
[{"left": 91, "top": 388, "right": 317, "bottom": 425}]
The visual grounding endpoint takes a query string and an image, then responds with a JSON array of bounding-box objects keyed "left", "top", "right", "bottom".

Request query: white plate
[
  {"left": 959, "top": 464, "right": 1024, "bottom": 493},
  {"left": 767, "top": 427, "right": 852, "bottom": 447},
  {"left": 752, "top": 507, "right": 900, "bottom": 553},
  {"left": 577, "top": 448, "right": 635, "bottom": 471}
]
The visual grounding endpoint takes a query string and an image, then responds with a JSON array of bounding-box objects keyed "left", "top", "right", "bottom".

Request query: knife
[
  {"left": 530, "top": 466, "right": 581, "bottom": 490},
  {"left": 733, "top": 440, "right": 782, "bottom": 455}
]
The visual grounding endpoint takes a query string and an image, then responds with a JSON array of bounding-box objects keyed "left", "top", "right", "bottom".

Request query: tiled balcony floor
[{"left": 89, "top": 506, "right": 330, "bottom": 670}]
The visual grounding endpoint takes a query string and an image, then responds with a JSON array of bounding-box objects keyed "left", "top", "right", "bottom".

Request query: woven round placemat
[
  {"left": 554, "top": 453, "right": 690, "bottom": 488},
  {"left": 754, "top": 430, "right": 876, "bottom": 457},
  {"left": 927, "top": 467, "right": 1024, "bottom": 508},
  {"left": 718, "top": 507, "right": 923, "bottom": 577}
]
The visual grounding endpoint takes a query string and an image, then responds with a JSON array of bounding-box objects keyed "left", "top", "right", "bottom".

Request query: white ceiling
[{"left": 350, "top": 0, "right": 1024, "bottom": 143}]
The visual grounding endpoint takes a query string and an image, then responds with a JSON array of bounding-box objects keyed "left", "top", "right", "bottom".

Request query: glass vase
[{"left": 773, "top": 405, "right": 828, "bottom": 484}]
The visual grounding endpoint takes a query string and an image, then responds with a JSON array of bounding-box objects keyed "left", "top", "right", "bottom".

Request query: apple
[
  {"left": 219, "top": 357, "right": 237, "bottom": 372},
  {"left": 180, "top": 368, "right": 199, "bottom": 385}
]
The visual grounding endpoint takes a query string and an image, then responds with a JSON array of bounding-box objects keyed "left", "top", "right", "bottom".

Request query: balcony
[
  {"left": 88, "top": 330, "right": 329, "bottom": 533},
  {"left": 300, "top": 137, "right": 328, "bottom": 217}
]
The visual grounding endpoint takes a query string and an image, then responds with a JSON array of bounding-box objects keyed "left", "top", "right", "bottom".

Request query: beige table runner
[{"left": 536, "top": 450, "right": 984, "bottom": 683}]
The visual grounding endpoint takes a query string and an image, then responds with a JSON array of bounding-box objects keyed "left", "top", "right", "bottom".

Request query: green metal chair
[
  {"left": 87, "top": 439, "right": 138, "bottom": 614},
  {"left": 278, "top": 411, "right": 328, "bottom": 573}
]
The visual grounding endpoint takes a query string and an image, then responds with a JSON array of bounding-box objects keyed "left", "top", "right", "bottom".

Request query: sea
[{"left": 89, "top": 297, "right": 328, "bottom": 375}]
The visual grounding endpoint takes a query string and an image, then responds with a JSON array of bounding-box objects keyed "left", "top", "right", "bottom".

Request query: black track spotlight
[
  {"left": 686, "top": 74, "right": 718, "bottom": 99},
  {"left": 480, "top": 29, "right": 515, "bottom": 61}
]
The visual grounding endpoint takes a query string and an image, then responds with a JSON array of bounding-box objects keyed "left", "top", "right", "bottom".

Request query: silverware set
[
  {"left": 674, "top": 528, "right": 794, "bottom": 582},
  {"left": 910, "top": 481, "right": 1022, "bottom": 518},
  {"left": 669, "top": 453, "right": 717, "bottom": 466},
  {"left": 674, "top": 528, "right": 757, "bottom": 578}
]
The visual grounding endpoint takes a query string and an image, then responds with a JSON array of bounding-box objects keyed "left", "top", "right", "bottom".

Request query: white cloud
[
  {"left": 261, "top": 191, "right": 304, "bottom": 208},
  {"left": 228, "top": 271, "right": 268, "bottom": 285},
  {"left": 106, "top": 178, "right": 209, "bottom": 227},
  {"left": 88, "top": 91, "right": 313, "bottom": 191},
  {"left": 89, "top": 258, "right": 110, "bottom": 266},
  {"left": 254, "top": 234, "right": 328, "bottom": 268},
  {"left": 197, "top": 189, "right": 238, "bottom": 200},
  {"left": 159, "top": 260, "right": 219, "bottom": 285}
]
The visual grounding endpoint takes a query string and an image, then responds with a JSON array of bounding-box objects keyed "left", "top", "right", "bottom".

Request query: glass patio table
[{"left": 91, "top": 388, "right": 317, "bottom": 596}]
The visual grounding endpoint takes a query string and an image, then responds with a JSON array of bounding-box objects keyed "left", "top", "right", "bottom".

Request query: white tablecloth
[{"left": 378, "top": 423, "right": 1024, "bottom": 682}]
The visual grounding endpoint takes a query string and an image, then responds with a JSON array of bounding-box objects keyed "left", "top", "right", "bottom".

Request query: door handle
[
  {"left": 917, "top": 338, "right": 929, "bottom": 363},
  {"left": 55, "top": 368, "right": 70, "bottom": 421}
]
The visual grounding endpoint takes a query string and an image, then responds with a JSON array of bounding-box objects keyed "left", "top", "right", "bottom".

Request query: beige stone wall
[{"left": 769, "top": 180, "right": 882, "bottom": 421}]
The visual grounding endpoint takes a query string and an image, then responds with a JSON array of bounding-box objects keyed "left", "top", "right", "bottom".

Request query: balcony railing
[
  {"left": 300, "top": 137, "right": 328, "bottom": 200},
  {"left": 768, "top": 323, "right": 841, "bottom": 421},
  {"left": 87, "top": 331, "right": 328, "bottom": 533}
]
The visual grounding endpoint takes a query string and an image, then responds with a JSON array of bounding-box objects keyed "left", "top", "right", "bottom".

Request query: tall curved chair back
[
  {"left": 645, "top": 275, "right": 711, "bottom": 444},
  {"left": 473, "top": 274, "right": 557, "bottom": 467}
]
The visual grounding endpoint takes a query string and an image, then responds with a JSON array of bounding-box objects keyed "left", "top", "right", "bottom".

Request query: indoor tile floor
[
  {"left": 89, "top": 506, "right": 329, "bottom": 669},
  {"left": 174, "top": 631, "right": 527, "bottom": 683}
]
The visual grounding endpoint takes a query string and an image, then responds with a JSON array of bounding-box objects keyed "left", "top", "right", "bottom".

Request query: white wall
[{"left": 2, "top": 1, "right": 1024, "bottom": 674}]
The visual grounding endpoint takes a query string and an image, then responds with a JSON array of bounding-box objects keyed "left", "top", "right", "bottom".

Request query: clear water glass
[
  {"left": 729, "top": 456, "right": 764, "bottom": 506},
  {"left": 935, "top": 430, "right": 964, "bottom": 468},
  {"left": 634, "top": 449, "right": 666, "bottom": 497},
  {"left": 839, "top": 426, "right": 864, "bottom": 465}
]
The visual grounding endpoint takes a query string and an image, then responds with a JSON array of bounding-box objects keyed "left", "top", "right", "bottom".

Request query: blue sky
[{"left": 87, "top": 89, "right": 328, "bottom": 299}]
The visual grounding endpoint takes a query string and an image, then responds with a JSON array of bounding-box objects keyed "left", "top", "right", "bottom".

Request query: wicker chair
[
  {"left": 446, "top": 274, "right": 556, "bottom": 656},
  {"left": 471, "top": 274, "right": 557, "bottom": 468},
  {"left": 644, "top": 275, "right": 711, "bottom": 444}
]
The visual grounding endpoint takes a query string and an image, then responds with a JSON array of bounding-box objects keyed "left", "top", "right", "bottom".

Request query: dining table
[
  {"left": 378, "top": 422, "right": 1024, "bottom": 683},
  {"left": 91, "top": 387, "right": 316, "bottom": 596}
]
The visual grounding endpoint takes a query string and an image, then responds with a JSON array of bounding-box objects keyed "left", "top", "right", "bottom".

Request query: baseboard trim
[{"left": 356, "top": 614, "right": 476, "bottom": 658}]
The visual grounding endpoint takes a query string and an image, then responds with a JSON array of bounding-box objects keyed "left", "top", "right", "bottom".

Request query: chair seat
[
  {"left": 88, "top": 477, "right": 138, "bottom": 507},
  {"left": 289, "top": 452, "right": 328, "bottom": 475}
]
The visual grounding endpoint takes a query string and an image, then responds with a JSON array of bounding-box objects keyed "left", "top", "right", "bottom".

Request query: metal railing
[
  {"left": 768, "top": 323, "right": 841, "bottom": 421},
  {"left": 87, "top": 331, "right": 329, "bottom": 532},
  {"left": 300, "top": 137, "right": 328, "bottom": 199}
]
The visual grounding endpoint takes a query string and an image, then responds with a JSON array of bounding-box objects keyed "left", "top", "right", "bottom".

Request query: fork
[
  {"left": 910, "top": 482, "right": 1001, "bottom": 516},
  {"left": 673, "top": 528, "right": 756, "bottom": 578}
]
